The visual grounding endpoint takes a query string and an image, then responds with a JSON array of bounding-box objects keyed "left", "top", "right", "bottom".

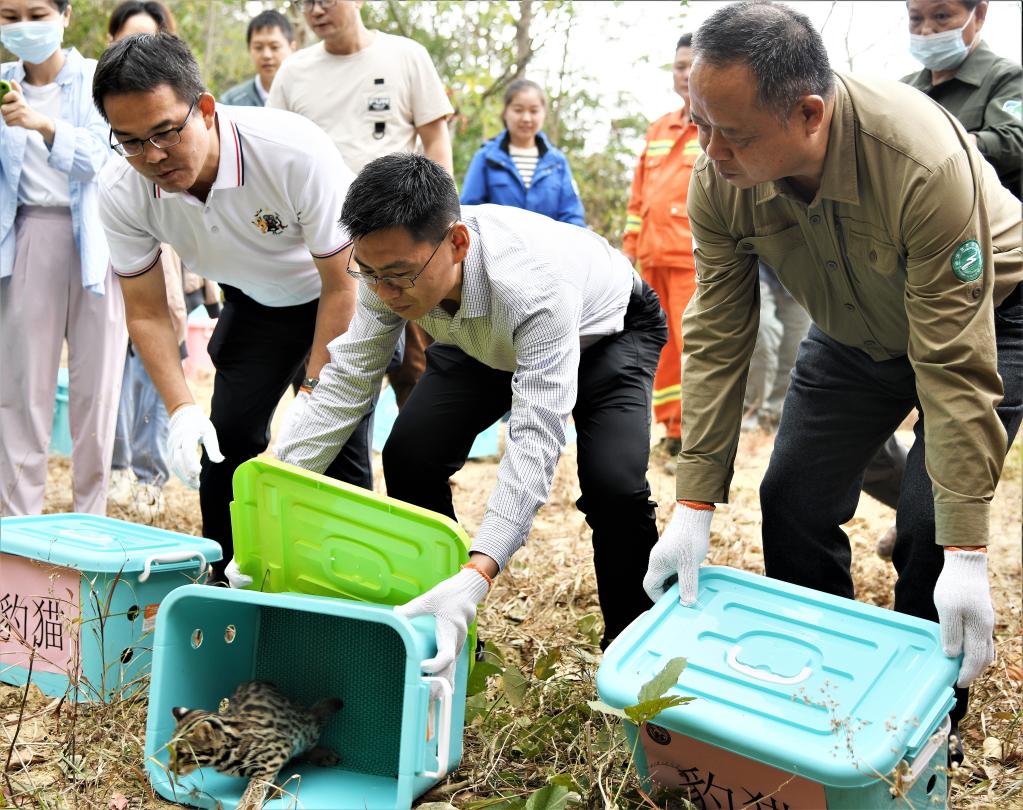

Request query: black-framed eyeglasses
[
  {"left": 110, "top": 97, "right": 199, "bottom": 158},
  {"left": 347, "top": 222, "right": 457, "bottom": 291},
  {"left": 302, "top": 0, "right": 338, "bottom": 10}
]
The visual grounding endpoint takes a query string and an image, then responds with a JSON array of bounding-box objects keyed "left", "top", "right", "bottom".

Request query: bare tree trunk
[
  {"left": 480, "top": 0, "right": 534, "bottom": 102},
  {"left": 548, "top": 18, "right": 573, "bottom": 144},
  {"left": 514, "top": 0, "right": 533, "bottom": 78},
  {"left": 202, "top": 0, "right": 218, "bottom": 84}
]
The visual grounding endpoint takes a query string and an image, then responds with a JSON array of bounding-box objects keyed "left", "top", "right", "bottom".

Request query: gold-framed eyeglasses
[
  {"left": 110, "top": 97, "right": 199, "bottom": 158},
  {"left": 347, "top": 222, "right": 457, "bottom": 290}
]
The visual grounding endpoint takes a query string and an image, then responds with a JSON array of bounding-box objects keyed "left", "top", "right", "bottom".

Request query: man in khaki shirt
[{"left": 643, "top": 0, "right": 1022, "bottom": 753}]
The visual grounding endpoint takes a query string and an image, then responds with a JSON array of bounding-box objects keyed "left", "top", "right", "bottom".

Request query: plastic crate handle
[
  {"left": 899, "top": 716, "right": 951, "bottom": 790},
  {"left": 419, "top": 676, "right": 453, "bottom": 780},
  {"left": 138, "top": 550, "right": 209, "bottom": 583},
  {"left": 726, "top": 644, "right": 812, "bottom": 686}
]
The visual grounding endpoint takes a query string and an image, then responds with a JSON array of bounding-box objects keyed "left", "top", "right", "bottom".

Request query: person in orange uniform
[{"left": 624, "top": 33, "right": 699, "bottom": 467}]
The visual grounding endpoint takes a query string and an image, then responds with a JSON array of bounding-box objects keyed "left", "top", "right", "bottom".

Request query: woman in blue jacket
[
  {"left": 461, "top": 79, "right": 586, "bottom": 226},
  {"left": 1, "top": 0, "right": 125, "bottom": 516}
]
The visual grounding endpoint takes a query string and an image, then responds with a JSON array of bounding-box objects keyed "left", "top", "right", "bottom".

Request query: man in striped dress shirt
[{"left": 275, "top": 153, "right": 667, "bottom": 682}]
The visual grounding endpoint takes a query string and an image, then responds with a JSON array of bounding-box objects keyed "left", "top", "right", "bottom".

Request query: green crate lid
[{"left": 230, "top": 458, "right": 472, "bottom": 606}]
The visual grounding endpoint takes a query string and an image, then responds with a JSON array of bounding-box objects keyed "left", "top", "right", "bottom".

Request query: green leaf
[
  {"left": 575, "top": 614, "right": 602, "bottom": 646},
  {"left": 624, "top": 695, "right": 694, "bottom": 725},
  {"left": 502, "top": 664, "right": 528, "bottom": 707},
  {"left": 534, "top": 648, "right": 562, "bottom": 680},
  {"left": 548, "top": 773, "right": 582, "bottom": 794},
  {"left": 481, "top": 640, "right": 507, "bottom": 667},
  {"left": 637, "top": 656, "right": 687, "bottom": 703},
  {"left": 467, "top": 659, "right": 503, "bottom": 697},
  {"left": 586, "top": 699, "right": 627, "bottom": 719},
  {"left": 524, "top": 783, "right": 574, "bottom": 810}
]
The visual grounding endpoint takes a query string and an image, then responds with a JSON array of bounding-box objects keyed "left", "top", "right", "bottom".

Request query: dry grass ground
[{"left": 2, "top": 371, "right": 1020, "bottom": 809}]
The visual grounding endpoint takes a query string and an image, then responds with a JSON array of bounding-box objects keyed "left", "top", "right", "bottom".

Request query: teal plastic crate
[
  {"left": 597, "top": 566, "right": 959, "bottom": 809},
  {"left": 145, "top": 585, "right": 468, "bottom": 810},
  {"left": 0, "top": 514, "right": 221, "bottom": 702},
  {"left": 50, "top": 367, "right": 71, "bottom": 457}
]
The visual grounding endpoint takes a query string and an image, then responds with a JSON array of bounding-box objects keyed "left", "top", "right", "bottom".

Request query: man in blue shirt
[{"left": 220, "top": 10, "right": 295, "bottom": 108}]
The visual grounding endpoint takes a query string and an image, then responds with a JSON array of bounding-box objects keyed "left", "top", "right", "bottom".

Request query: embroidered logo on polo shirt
[
  {"left": 252, "top": 209, "right": 288, "bottom": 235},
  {"left": 951, "top": 239, "right": 983, "bottom": 283},
  {"left": 1003, "top": 99, "right": 1021, "bottom": 121}
]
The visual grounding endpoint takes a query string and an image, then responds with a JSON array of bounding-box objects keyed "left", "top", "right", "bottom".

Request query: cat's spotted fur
[{"left": 168, "top": 680, "right": 341, "bottom": 810}]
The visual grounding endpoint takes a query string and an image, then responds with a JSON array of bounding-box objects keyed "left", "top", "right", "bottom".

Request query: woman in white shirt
[{"left": 0, "top": 0, "right": 125, "bottom": 516}]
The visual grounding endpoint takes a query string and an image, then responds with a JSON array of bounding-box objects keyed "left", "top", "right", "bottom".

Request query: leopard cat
[{"left": 168, "top": 680, "right": 342, "bottom": 810}]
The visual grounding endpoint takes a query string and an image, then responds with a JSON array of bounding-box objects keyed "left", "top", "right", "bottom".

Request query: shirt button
[
  {"left": 671, "top": 207, "right": 678, "bottom": 214},
  {"left": 826, "top": 260, "right": 838, "bottom": 270},
  {"left": 211, "top": 226, "right": 219, "bottom": 234},
  {"left": 869, "top": 249, "right": 878, "bottom": 262},
  {"left": 810, "top": 214, "right": 822, "bottom": 224},
  {"left": 844, "top": 303, "right": 855, "bottom": 311},
  {"left": 971, "top": 287, "right": 982, "bottom": 299},
  {"left": 740, "top": 242, "right": 752, "bottom": 251}
]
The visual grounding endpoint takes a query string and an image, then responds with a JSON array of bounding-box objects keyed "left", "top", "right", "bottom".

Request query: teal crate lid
[
  {"left": 597, "top": 566, "right": 959, "bottom": 789},
  {"left": 0, "top": 514, "right": 222, "bottom": 574},
  {"left": 230, "top": 459, "right": 471, "bottom": 605}
]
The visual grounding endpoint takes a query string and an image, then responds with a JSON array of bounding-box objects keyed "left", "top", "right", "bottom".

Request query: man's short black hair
[
  {"left": 340, "top": 154, "right": 460, "bottom": 244},
  {"left": 676, "top": 33, "right": 692, "bottom": 50},
  {"left": 693, "top": 1, "right": 834, "bottom": 122},
  {"left": 247, "top": 10, "right": 293, "bottom": 45},
  {"left": 93, "top": 33, "right": 205, "bottom": 121}
]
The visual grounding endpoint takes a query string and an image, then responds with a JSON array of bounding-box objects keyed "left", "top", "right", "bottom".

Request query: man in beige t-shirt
[
  {"left": 268, "top": 0, "right": 454, "bottom": 406},
  {"left": 268, "top": 0, "right": 453, "bottom": 173}
]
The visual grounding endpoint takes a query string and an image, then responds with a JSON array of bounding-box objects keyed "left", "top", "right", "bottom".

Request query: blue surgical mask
[
  {"left": 909, "top": 10, "right": 975, "bottom": 72},
  {"left": 0, "top": 20, "right": 65, "bottom": 65}
]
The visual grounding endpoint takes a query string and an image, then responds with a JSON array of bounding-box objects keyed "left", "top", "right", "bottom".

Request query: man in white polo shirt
[
  {"left": 273, "top": 154, "right": 668, "bottom": 682},
  {"left": 92, "top": 33, "right": 369, "bottom": 579}
]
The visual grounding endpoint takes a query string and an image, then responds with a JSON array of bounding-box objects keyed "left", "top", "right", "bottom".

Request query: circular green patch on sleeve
[{"left": 951, "top": 239, "right": 983, "bottom": 283}]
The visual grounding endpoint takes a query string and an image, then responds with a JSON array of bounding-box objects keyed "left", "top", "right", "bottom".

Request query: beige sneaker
[
  {"left": 133, "top": 482, "right": 166, "bottom": 524},
  {"left": 108, "top": 469, "right": 135, "bottom": 508},
  {"left": 876, "top": 524, "right": 897, "bottom": 561}
]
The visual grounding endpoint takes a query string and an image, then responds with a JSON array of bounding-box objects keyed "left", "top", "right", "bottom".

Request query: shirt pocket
[
  {"left": 841, "top": 223, "right": 903, "bottom": 280},
  {"left": 735, "top": 224, "right": 813, "bottom": 276}
]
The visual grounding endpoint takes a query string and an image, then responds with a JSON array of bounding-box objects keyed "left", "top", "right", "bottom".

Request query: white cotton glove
[
  {"left": 934, "top": 550, "right": 995, "bottom": 688},
  {"left": 276, "top": 390, "right": 309, "bottom": 451},
  {"left": 225, "top": 558, "right": 253, "bottom": 589},
  {"left": 394, "top": 568, "right": 491, "bottom": 687},
  {"left": 167, "top": 404, "right": 224, "bottom": 489},
  {"left": 643, "top": 504, "right": 714, "bottom": 605}
]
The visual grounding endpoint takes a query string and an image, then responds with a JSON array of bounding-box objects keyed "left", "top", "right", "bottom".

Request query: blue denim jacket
[{"left": 1, "top": 49, "right": 112, "bottom": 294}]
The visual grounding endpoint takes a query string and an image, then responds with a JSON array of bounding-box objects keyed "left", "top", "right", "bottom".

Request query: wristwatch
[{"left": 301, "top": 377, "right": 319, "bottom": 392}]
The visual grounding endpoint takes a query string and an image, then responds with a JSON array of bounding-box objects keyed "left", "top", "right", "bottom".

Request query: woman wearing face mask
[
  {"left": 0, "top": 0, "right": 126, "bottom": 516},
  {"left": 461, "top": 79, "right": 586, "bottom": 226},
  {"left": 904, "top": 0, "right": 1022, "bottom": 195}
]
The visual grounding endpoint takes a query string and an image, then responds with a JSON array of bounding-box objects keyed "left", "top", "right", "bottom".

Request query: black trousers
[
  {"left": 382, "top": 282, "right": 668, "bottom": 647},
  {"left": 761, "top": 285, "right": 1023, "bottom": 728},
  {"left": 200, "top": 285, "right": 373, "bottom": 578}
]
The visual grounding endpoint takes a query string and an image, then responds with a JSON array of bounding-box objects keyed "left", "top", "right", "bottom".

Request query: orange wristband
[
  {"left": 945, "top": 546, "right": 987, "bottom": 553},
  {"left": 462, "top": 562, "right": 494, "bottom": 588},
  {"left": 677, "top": 499, "right": 716, "bottom": 511}
]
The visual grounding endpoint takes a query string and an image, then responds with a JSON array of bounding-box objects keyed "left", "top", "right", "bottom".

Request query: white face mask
[
  {"left": 909, "top": 9, "right": 976, "bottom": 72},
  {"left": 0, "top": 20, "right": 64, "bottom": 65}
]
